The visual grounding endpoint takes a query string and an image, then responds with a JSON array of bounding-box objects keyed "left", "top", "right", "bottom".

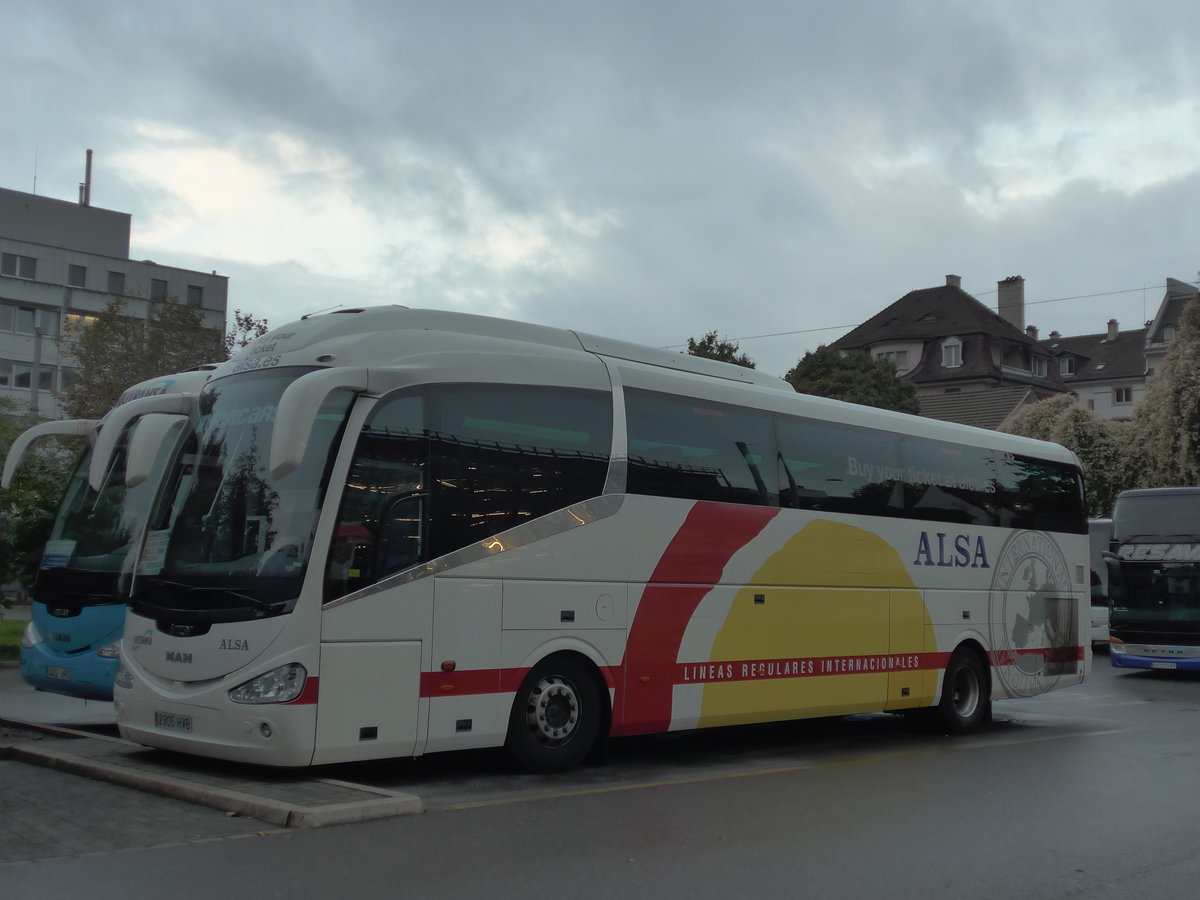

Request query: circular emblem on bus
[{"left": 988, "top": 531, "right": 1077, "bottom": 697}]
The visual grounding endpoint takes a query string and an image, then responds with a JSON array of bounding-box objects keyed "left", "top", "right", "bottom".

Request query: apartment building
[{"left": 0, "top": 180, "right": 228, "bottom": 417}]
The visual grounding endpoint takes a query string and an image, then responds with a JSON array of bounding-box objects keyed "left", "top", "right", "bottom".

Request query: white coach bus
[{"left": 110, "top": 307, "right": 1090, "bottom": 772}]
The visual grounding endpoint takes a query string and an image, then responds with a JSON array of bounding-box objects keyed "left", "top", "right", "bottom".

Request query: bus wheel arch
[
  {"left": 933, "top": 642, "right": 991, "bottom": 734},
  {"left": 505, "top": 651, "right": 608, "bottom": 773}
]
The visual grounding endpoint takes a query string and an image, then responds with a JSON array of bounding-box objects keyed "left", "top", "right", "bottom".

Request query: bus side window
[
  {"left": 775, "top": 415, "right": 902, "bottom": 516},
  {"left": 324, "top": 394, "right": 427, "bottom": 602},
  {"left": 626, "top": 389, "right": 777, "bottom": 506}
]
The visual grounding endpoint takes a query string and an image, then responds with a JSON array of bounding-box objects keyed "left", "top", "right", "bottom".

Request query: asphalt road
[{"left": 4, "top": 647, "right": 1200, "bottom": 899}]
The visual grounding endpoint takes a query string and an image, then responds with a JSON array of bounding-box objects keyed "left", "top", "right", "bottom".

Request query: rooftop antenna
[
  {"left": 301, "top": 304, "right": 343, "bottom": 320},
  {"left": 32, "top": 146, "right": 37, "bottom": 194}
]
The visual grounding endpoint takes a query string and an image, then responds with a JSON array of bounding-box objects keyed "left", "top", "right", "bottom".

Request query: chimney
[
  {"left": 998, "top": 275, "right": 1025, "bottom": 331},
  {"left": 78, "top": 149, "right": 93, "bottom": 206},
  {"left": 1026, "top": 325, "right": 1038, "bottom": 340},
  {"left": 1049, "top": 330, "right": 1061, "bottom": 340},
  {"left": 1107, "top": 319, "right": 1119, "bottom": 341},
  {"left": 946, "top": 274, "right": 961, "bottom": 288}
]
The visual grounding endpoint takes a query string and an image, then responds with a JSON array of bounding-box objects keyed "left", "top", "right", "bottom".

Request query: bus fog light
[
  {"left": 96, "top": 641, "right": 121, "bottom": 659},
  {"left": 20, "top": 622, "right": 41, "bottom": 649},
  {"left": 114, "top": 665, "right": 134, "bottom": 690},
  {"left": 229, "top": 663, "right": 308, "bottom": 704},
  {"left": 260, "top": 722, "right": 273, "bottom": 739}
]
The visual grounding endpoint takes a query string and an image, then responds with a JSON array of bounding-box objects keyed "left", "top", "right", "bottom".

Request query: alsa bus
[
  {"left": 1106, "top": 487, "right": 1200, "bottom": 670},
  {"left": 2, "top": 369, "right": 212, "bottom": 699},
  {"left": 110, "top": 307, "right": 1089, "bottom": 772}
]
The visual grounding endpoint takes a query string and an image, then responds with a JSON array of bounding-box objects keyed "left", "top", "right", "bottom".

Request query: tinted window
[
  {"left": 996, "top": 453, "right": 1086, "bottom": 534},
  {"left": 777, "top": 415, "right": 902, "bottom": 516},
  {"left": 326, "top": 385, "right": 611, "bottom": 600},
  {"left": 627, "top": 389, "right": 776, "bottom": 505},
  {"left": 900, "top": 436, "right": 997, "bottom": 527}
]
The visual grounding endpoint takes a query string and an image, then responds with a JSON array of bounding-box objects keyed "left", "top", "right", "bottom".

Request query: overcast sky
[{"left": 4, "top": 0, "right": 1199, "bottom": 377}]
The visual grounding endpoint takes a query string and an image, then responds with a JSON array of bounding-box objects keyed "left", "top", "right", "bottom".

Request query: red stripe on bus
[
  {"left": 409, "top": 646, "right": 1084, "bottom": 699},
  {"left": 615, "top": 502, "right": 780, "bottom": 735}
]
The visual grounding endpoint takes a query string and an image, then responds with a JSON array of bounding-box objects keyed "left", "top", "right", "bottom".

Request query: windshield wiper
[{"left": 148, "top": 578, "right": 278, "bottom": 612}]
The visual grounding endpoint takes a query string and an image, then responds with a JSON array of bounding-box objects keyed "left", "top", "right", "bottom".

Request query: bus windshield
[
  {"left": 133, "top": 367, "right": 351, "bottom": 622},
  {"left": 1112, "top": 493, "right": 1200, "bottom": 542},
  {"left": 34, "top": 429, "right": 155, "bottom": 607}
]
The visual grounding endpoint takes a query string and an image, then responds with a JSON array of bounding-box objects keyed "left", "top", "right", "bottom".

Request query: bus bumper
[
  {"left": 1110, "top": 642, "right": 1200, "bottom": 671},
  {"left": 19, "top": 642, "right": 118, "bottom": 701}
]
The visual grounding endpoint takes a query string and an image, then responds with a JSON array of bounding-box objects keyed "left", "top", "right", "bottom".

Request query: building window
[
  {"left": 1, "top": 253, "right": 37, "bottom": 279},
  {"left": 1032, "top": 358, "right": 1047, "bottom": 377},
  {"left": 15, "top": 307, "right": 60, "bottom": 335},
  {"left": 1060, "top": 357, "right": 1075, "bottom": 375},
  {"left": 186, "top": 284, "right": 203, "bottom": 306},
  {"left": 1114, "top": 387, "right": 1133, "bottom": 404},
  {"left": 942, "top": 338, "right": 962, "bottom": 368},
  {"left": 151, "top": 278, "right": 169, "bottom": 300},
  {"left": 876, "top": 350, "right": 908, "bottom": 370},
  {"left": 67, "top": 264, "right": 87, "bottom": 287},
  {"left": 0, "top": 360, "right": 10, "bottom": 387},
  {"left": 0, "top": 304, "right": 12, "bottom": 331},
  {"left": 107, "top": 270, "right": 126, "bottom": 294},
  {"left": 64, "top": 313, "right": 99, "bottom": 333},
  {"left": 13, "top": 365, "right": 54, "bottom": 391}
]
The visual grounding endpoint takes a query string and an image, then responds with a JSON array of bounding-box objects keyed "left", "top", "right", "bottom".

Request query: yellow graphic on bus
[{"left": 700, "top": 520, "right": 936, "bottom": 727}]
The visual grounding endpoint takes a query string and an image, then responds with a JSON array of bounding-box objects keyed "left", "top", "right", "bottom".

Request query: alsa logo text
[{"left": 913, "top": 532, "right": 990, "bottom": 568}]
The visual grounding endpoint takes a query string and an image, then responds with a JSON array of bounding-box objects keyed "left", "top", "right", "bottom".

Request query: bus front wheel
[
  {"left": 506, "top": 654, "right": 603, "bottom": 773},
  {"left": 934, "top": 647, "right": 990, "bottom": 733}
]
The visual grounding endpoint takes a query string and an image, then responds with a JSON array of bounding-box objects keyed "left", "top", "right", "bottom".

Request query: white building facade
[{"left": 0, "top": 185, "right": 228, "bottom": 418}]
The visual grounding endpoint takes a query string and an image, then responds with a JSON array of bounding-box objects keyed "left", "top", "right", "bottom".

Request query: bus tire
[
  {"left": 934, "top": 646, "right": 989, "bottom": 734},
  {"left": 506, "top": 654, "right": 603, "bottom": 773}
]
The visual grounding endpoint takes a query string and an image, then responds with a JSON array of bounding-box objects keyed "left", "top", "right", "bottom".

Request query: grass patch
[{"left": 0, "top": 618, "right": 24, "bottom": 662}]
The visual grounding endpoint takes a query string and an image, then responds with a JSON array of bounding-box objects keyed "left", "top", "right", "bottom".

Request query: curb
[{"left": 0, "top": 720, "right": 423, "bottom": 828}]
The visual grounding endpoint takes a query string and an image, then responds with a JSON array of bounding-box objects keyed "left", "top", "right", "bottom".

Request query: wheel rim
[
  {"left": 525, "top": 674, "right": 581, "bottom": 748},
  {"left": 953, "top": 664, "right": 981, "bottom": 720}
]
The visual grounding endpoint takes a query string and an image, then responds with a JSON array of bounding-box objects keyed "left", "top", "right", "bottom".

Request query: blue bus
[{"left": 4, "top": 368, "right": 212, "bottom": 699}]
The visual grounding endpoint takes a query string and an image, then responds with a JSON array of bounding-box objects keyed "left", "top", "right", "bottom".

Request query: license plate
[
  {"left": 46, "top": 666, "right": 72, "bottom": 681},
  {"left": 1152, "top": 662, "right": 1178, "bottom": 670},
  {"left": 154, "top": 711, "right": 193, "bottom": 732}
]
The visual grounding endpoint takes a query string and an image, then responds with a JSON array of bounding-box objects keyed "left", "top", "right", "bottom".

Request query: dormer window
[
  {"left": 1032, "top": 358, "right": 1047, "bottom": 377},
  {"left": 1060, "top": 357, "right": 1076, "bottom": 375},
  {"left": 942, "top": 337, "right": 962, "bottom": 368},
  {"left": 876, "top": 349, "right": 908, "bottom": 370}
]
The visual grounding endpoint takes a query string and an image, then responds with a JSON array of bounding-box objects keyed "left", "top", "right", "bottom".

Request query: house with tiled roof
[
  {"left": 1044, "top": 278, "right": 1197, "bottom": 420},
  {"left": 830, "top": 275, "right": 1069, "bottom": 428},
  {"left": 829, "top": 275, "right": 1197, "bottom": 428}
]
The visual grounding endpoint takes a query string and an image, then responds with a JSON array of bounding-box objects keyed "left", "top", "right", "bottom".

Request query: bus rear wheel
[
  {"left": 934, "top": 647, "right": 989, "bottom": 733},
  {"left": 506, "top": 655, "right": 602, "bottom": 773}
]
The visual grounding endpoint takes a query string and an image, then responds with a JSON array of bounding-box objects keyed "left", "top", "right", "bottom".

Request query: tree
[
  {"left": 0, "top": 399, "right": 82, "bottom": 600},
  {"left": 1130, "top": 295, "right": 1200, "bottom": 487},
  {"left": 225, "top": 309, "right": 271, "bottom": 352},
  {"left": 784, "top": 346, "right": 920, "bottom": 414},
  {"left": 55, "top": 297, "right": 265, "bottom": 419},
  {"left": 686, "top": 331, "right": 756, "bottom": 368},
  {"left": 1001, "top": 394, "right": 1132, "bottom": 516}
]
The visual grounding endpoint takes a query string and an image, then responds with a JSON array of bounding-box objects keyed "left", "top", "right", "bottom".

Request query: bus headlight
[
  {"left": 96, "top": 641, "right": 121, "bottom": 659},
  {"left": 114, "top": 665, "right": 134, "bottom": 690},
  {"left": 229, "top": 663, "right": 307, "bottom": 705},
  {"left": 20, "top": 622, "right": 42, "bottom": 649}
]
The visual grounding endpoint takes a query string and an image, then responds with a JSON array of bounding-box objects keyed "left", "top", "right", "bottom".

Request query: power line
[{"left": 664, "top": 280, "right": 1198, "bottom": 349}]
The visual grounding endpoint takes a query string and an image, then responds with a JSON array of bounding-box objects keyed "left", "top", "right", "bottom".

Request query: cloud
[{"left": 4, "top": 0, "right": 1200, "bottom": 378}]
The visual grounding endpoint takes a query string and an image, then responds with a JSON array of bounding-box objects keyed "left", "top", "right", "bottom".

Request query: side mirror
[
  {"left": 89, "top": 393, "right": 198, "bottom": 491},
  {"left": 1102, "top": 551, "right": 1124, "bottom": 602},
  {"left": 2, "top": 419, "right": 97, "bottom": 488},
  {"left": 124, "top": 414, "right": 189, "bottom": 489}
]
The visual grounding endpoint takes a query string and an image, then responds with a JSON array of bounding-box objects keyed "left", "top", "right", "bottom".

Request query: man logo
[{"left": 165, "top": 651, "right": 192, "bottom": 664}]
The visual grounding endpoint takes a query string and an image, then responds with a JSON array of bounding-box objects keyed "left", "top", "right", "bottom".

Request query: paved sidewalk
[{"left": 2, "top": 731, "right": 422, "bottom": 828}]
